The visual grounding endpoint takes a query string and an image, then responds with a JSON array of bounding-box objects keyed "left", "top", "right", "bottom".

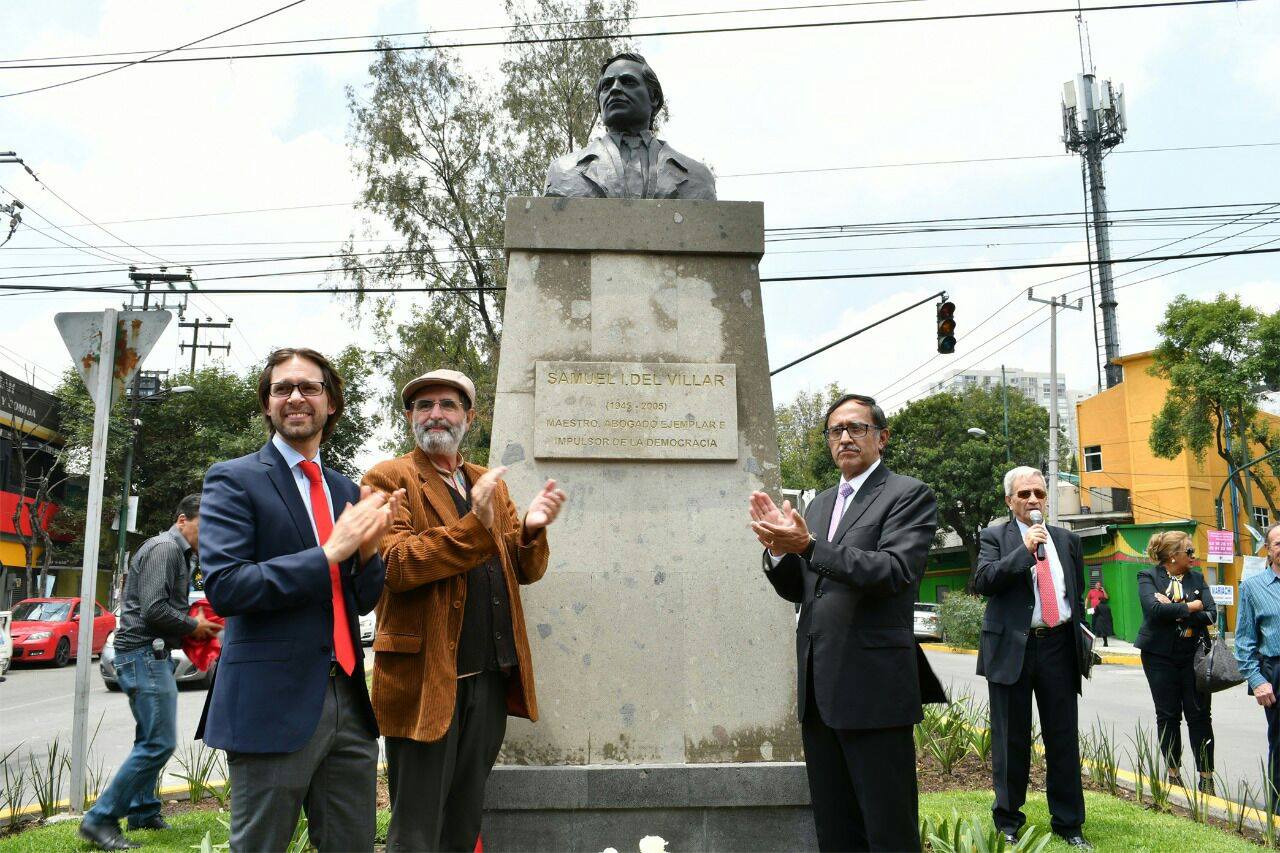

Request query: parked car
[
  {"left": 8, "top": 597, "right": 116, "bottom": 667},
  {"left": 359, "top": 610, "right": 376, "bottom": 645},
  {"left": 0, "top": 611, "right": 12, "bottom": 679},
  {"left": 100, "top": 590, "right": 217, "bottom": 691},
  {"left": 913, "top": 601, "right": 942, "bottom": 640},
  {"left": 99, "top": 630, "right": 217, "bottom": 691}
]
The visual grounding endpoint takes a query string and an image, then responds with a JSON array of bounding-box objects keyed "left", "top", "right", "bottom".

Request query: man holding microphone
[{"left": 974, "top": 466, "right": 1091, "bottom": 849}]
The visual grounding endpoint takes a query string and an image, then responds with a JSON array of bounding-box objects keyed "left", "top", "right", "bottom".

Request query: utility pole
[
  {"left": 1028, "top": 289, "right": 1084, "bottom": 523},
  {"left": 1062, "top": 73, "right": 1127, "bottom": 389},
  {"left": 114, "top": 269, "right": 192, "bottom": 593},
  {"left": 179, "top": 317, "right": 232, "bottom": 373}
]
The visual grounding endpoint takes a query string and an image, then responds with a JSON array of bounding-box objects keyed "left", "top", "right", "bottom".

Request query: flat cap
[{"left": 401, "top": 369, "right": 476, "bottom": 410}]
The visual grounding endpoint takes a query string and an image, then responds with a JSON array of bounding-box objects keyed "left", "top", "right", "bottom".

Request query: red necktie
[
  {"left": 1034, "top": 552, "right": 1060, "bottom": 628},
  {"left": 299, "top": 460, "right": 356, "bottom": 675}
]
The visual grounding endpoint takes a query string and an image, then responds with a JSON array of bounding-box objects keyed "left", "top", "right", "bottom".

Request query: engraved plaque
[{"left": 534, "top": 361, "right": 738, "bottom": 460}]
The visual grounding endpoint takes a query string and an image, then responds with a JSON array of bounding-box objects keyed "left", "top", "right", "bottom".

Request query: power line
[
  {"left": 1, "top": 0, "right": 310, "bottom": 99},
  {"left": 0, "top": 1, "right": 934, "bottom": 65},
  {"left": 0, "top": 1, "right": 1250, "bottom": 75},
  {"left": 720, "top": 141, "right": 1280, "bottom": 178},
  {"left": 758, "top": 244, "right": 1280, "bottom": 283}
]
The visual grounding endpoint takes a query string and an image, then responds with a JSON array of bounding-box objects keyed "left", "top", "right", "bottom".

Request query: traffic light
[{"left": 936, "top": 299, "right": 956, "bottom": 354}]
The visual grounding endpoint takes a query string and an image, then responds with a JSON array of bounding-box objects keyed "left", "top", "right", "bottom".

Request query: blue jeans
[{"left": 84, "top": 647, "right": 178, "bottom": 828}]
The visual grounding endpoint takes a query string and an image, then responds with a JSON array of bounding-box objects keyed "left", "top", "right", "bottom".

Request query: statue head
[{"left": 596, "top": 51, "right": 663, "bottom": 133}]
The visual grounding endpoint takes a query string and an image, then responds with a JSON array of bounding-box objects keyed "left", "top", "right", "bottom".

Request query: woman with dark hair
[
  {"left": 1087, "top": 581, "right": 1114, "bottom": 647},
  {"left": 1134, "top": 530, "right": 1217, "bottom": 792}
]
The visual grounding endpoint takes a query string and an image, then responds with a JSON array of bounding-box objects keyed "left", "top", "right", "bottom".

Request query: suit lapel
[
  {"left": 583, "top": 137, "right": 624, "bottom": 199},
  {"left": 806, "top": 487, "right": 836, "bottom": 542},
  {"left": 1004, "top": 518, "right": 1033, "bottom": 590},
  {"left": 259, "top": 443, "right": 316, "bottom": 548},
  {"left": 832, "top": 465, "right": 889, "bottom": 544}
]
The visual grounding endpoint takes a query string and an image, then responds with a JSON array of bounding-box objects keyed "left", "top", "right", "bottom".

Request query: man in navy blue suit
[{"left": 197, "top": 347, "right": 403, "bottom": 852}]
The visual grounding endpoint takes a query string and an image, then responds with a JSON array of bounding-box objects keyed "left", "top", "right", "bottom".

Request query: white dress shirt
[
  {"left": 271, "top": 432, "right": 334, "bottom": 547},
  {"left": 1014, "top": 518, "right": 1073, "bottom": 627},
  {"left": 769, "top": 459, "right": 882, "bottom": 565}
]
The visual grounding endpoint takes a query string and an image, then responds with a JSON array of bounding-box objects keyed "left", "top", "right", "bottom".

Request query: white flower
[{"left": 638, "top": 836, "right": 668, "bottom": 853}]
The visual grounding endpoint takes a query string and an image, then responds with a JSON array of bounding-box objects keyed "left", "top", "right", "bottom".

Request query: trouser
[
  {"left": 1264, "top": 656, "right": 1280, "bottom": 811},
  {"left": 226, "top": 671, "right": 378, "bottom": 853},
  {"left": 988, "top": 625, "right": 1086, "bottom": 837},
  {"left": 800, "top": 668, "right": 921, "bottom": 852},
  {"left": 385, "top": 671, "right": 509, "bottom": 852},
  {"left": 1141, "top": 649, "right": 1214, "bottom": 773},
  {"left": 84, "top": 647, "right": 177, "bottom": 829}
]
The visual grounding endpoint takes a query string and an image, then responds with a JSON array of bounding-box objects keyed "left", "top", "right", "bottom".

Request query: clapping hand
[
  {"left": 523, "top": 479, "right": 567, "bottom": 538},
  {"left": 325, "top": 487, "right": 396, "bottom": 565},
  {"left": 748, "top": 491, "right": 811, "bottom": 556}
]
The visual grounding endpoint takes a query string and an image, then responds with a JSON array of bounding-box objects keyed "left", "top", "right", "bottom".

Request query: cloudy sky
[{"left": 2, "top": 0, "right": 1277, "bottom": 454}]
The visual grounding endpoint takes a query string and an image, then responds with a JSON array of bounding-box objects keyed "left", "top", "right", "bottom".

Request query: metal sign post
[
  {"left": 65, "top": 310, "right": 117, "bottom": 813},
  {"left": 55, "top": 308, "right": 171, "bottom": 813}
]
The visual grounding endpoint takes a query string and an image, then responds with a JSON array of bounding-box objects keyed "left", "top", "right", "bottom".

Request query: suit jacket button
[
  {"left": 448, "top": 641, "right": 456, "bottom": 650},
  {"left": 815, "top": 590, "right": 825, "bottom": 598}
]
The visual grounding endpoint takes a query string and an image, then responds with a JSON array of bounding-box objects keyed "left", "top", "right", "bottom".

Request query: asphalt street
[
  {"left": 1, "top": 650, "right": 1272, "bottom": 810},
  {"left": 0, "top": 659, "right": 211, "bottom": 796},
  {"left": 926, "top": 649, "right": 1273, "bottom": 805}
]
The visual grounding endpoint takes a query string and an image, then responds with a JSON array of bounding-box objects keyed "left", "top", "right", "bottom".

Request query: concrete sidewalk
[{"left": 921, "top": 635, "right": 1143, "bottom": 666}]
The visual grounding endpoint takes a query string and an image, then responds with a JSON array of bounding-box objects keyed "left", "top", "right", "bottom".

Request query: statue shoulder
[
  {"left": 550, "top": 138, "right": 608, "bottom": 173},
  {"left": 657, "top": 141, "right": 713, "bottom": 178}
]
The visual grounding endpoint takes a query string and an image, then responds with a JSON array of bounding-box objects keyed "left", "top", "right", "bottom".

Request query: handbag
[{"left": 1194, "top": 625, "right": 1245, "bottom": 694}]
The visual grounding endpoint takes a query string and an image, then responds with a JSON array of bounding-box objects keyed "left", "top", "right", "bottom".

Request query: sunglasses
[
  {"left": 1184, "top": 547, "right": 1196, "bottom": 557},
  {"left": 1015, "top": 488, "right": 1048, "bottom": 500}
]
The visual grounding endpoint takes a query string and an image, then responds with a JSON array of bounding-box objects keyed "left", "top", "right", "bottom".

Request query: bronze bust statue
[{"left": 543, "top": 52, "right": 716, "bottom": 201}]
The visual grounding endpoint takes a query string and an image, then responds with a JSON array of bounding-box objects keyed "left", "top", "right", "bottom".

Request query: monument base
[{"left": 482, "top": 763, "right": 815, "bottom": 852}]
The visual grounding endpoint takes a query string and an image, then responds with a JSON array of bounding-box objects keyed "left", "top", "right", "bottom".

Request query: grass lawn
[
  {"left": 0, "top": 791, "right": 1258, "bottom": 851},
  {"left": 921, "top": 790, "right": 1258, "bottom": 852}
]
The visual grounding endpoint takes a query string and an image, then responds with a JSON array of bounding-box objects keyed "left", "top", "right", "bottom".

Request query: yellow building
[{"left": 1075, "top": 351, "right": 1279, "bottom": 629}]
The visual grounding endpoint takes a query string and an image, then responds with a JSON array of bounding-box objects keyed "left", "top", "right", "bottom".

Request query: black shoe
[
  {"left": 78, "top": 820, "right": 140, "bottom": 851},
  {"left": 1057, "top": 834, "right": 1093, "bottom": 849},
  {"left": 1198, "top": 776, "right": 1216, "bottom": 796},
  {"left": 128, "top": 814, "right": 170, "bottom": 830}
]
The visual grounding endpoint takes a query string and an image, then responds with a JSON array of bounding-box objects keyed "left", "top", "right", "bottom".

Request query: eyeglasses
[
  {"left": 823, "top": 422, "right": 878, "bottom": 441},
  {"left": 410, "top": 397, "right": 463, "bottom": 414},
  {"left": 268, "top": 381, "right": 326, "bottom": 398},
  {"left": 1184, "top": 547, "right": 1196, "bottom": 557},
  {"left": 1015, "top": 488, "right": 1048, "bottom": 500}
]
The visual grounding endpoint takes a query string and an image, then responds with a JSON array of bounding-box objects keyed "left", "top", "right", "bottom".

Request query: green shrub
[{"left": 938, "top": 592, "right": 986, "bottom": 649}]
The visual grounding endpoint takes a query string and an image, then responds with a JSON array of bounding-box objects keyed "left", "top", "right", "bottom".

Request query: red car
[{"left": 9, "top": 597, "right": 116, "bottom": 667}]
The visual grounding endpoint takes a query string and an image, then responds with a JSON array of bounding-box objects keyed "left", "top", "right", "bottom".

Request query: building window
[
  {"left": 1257, "top": 506, "right": 1271, "bottom": 529},
  {"left": 1083, "top": 445, "right": 1103, "bottom": 472}
]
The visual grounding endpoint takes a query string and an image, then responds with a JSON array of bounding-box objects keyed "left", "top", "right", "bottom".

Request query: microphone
[{"left": 1029, "top": 509, "right": 1046, "bottom": 560}]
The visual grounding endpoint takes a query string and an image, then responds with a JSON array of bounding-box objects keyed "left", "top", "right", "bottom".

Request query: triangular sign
[{"left": 55, "top": 310, "right": 172, "bottom": 406}]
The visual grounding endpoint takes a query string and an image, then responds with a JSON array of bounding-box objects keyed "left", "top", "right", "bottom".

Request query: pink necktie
[
  {"left": 827, "top": 482, "right": 854, "bottom": 542},
  {"left": 1035, "top": 554, "right": 1061, "bottom": 628}
]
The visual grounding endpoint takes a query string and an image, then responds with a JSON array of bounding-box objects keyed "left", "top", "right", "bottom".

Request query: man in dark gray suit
[
  {"left": 974, "top": 466, "right": 1091, "bottom": 849},
  {"left": 750, "top": 393, "right": 944, "bottom": 852},
  {"left": 543, "top": 51, "right": 716, "bottom": 200}
]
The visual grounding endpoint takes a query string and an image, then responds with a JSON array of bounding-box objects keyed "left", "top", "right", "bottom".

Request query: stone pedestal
[{"left": 490, "top": 198, "right": 799, "bottom": 771}]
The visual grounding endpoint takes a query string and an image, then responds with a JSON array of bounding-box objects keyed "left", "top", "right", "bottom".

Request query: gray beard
[{"left": 413, "top": 418, "right": 467, "bottom": 456}]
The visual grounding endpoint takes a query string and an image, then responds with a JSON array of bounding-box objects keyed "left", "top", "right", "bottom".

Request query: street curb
[{"left": 920, "top": 641, "right": 1143, "bottom": 667}]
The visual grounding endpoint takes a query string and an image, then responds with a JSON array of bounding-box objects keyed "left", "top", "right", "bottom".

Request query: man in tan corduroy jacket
[{"left": 362, "top": 369, "right": 566, "bottom": 852}]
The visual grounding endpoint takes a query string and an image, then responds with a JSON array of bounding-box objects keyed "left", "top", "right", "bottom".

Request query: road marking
[{"left": 1, "top": 693, "right": 74, "bottom": 712}]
